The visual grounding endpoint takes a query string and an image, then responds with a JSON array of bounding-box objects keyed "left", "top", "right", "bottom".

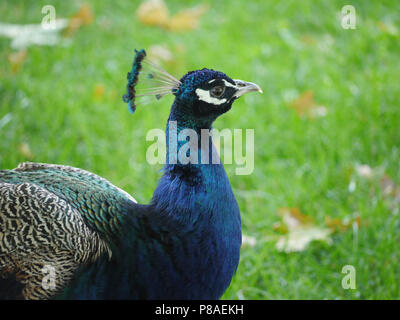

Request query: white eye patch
[
  {"left": 208, "top": 79, "right": 236, "bottom": 88},
  {"left": 195, "top": 88, "right": 227, "bottom": 105},
  {"left": 221, "top": 79, "right": 237, "bottom": 88}
]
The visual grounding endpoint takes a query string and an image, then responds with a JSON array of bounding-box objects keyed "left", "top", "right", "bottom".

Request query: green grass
[{"left": 1, "top": 0, "right": 399, "bottom": 299}]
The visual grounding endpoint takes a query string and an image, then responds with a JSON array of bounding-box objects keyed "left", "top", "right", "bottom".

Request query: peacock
[{"left": 0, "top": 49, "right": 262, "bottom": 299}]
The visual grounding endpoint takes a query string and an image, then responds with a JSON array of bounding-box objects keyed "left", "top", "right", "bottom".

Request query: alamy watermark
[
  {"left": 341, "top": 5, "right": 356, "bottom": 29},
  {"left": 41, "top": 264, "right": 56, "bottom": 290},
  {"left": 341, "top": 265, "right": 356, "bottom": 289},
  {"left": 145, "top": 121, "right": 255, "bottom": 175},
  {"left": 41, "top": 5, "right": 57, "bottom": 30}
]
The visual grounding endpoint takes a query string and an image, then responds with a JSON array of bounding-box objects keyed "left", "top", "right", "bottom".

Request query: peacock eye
[{"left": 210, "top": 85, "right": 225, "bottom": 98}]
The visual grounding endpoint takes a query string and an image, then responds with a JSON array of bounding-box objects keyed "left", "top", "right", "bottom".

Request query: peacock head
[
  {"left": 173, "top": 68, "right": 262, "bottom": 125},
  {"left": 123, "top": 49, "right": 262, "bottom": 127}
]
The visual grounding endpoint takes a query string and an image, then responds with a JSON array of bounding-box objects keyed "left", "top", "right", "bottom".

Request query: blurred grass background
[{"left": 1, "top": 0, "right": 399, "bottom": 299}]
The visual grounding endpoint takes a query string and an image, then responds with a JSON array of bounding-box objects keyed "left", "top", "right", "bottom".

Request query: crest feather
[{"left": 123, "top": 49, "right": 181, "bottom": 114}]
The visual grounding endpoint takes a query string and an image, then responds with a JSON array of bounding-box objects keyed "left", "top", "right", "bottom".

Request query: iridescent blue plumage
[{"left": 0, "top": 49, "right": 261, "bottom": 299}]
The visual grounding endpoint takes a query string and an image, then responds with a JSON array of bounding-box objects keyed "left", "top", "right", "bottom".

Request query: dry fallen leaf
[
  {"left": 136, "top": 0, "right": 169, "bottom": 28},
  {"left": 64, "top": 4, "right": 94, "bottom": 37},
  {"left": 278, "top": 207, "right": 313, "bottom": 226},
  {"left": 276, "top": 227, "right": 332, "bottom": 253},
  {"left": 275, "top": 207, "right": 332, "bottom": 253},
  {"left": 325, "top": 215, "right": 362, "bottom": 233},
  {"left": 18, "top": 142, "right": 34, "bottom": 160},
  {"left": 8, "top": 49, "right": 27, "bottom": 73},
  {"left": 287, "top": 90, "right": 327, "bottom": 119},
  {"left": 136, "top": 0, "right": 208, "bottom": 31},
  {"left": 167, "top": 5, "right": 208, "bottom": 31}
]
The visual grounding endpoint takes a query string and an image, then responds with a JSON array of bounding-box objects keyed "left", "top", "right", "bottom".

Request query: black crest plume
[
  {"left": 123, "top": 48, "right": 181, "bottom": 114},
  {"left": 123, "top": 49, "right": 147, "bottom": 114}
]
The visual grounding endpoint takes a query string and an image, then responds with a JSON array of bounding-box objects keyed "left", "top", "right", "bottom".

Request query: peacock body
[{"left": 0, "top": 49, "right": 261, "bottom": 299}]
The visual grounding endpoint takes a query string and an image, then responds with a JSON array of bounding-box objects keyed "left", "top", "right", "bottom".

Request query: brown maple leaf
[
  {"left": 287, "top": 90, "right": 327, "bottom": 119},
  {"left": 64, "top": 4, "right": 94, "bottom": 37}
]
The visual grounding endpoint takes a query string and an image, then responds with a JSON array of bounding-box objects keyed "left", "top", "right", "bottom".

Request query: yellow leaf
[
  {"left": 166, "top": 5, "right": 208, "bottom": 32},
  {"left": 287, "top": 90, "right": 327, "bottom": 119},
  {"left": 325, "top": 215, "right": 362, "bottom": 233},
  {"left": 278, "top": 207, "right": 313, "bottom": 227},
  {"left": 136, "top": 0, "right": 169, "bottom": 28},
  {"left": 276, "top": 226, "right": 332, "bottom": 253},
  {"left": 64, "top": 4, "right": 94, "bottom": 37},
  {"left": 136, "top": 0, "right": 208, "bottom": 32},
  {"left": 18, "top": 142, "right": 34, "bottom": 160},
  {"left": 8, "top": 49, "right": 27, "bottom": 73},
  {"left": 275, "top": 207, "right": 332, "bottom": 252}
]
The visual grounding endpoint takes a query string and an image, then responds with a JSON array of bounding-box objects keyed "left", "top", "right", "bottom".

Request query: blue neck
[
  {"left": 151, "top": 101, "right": 235, "bottom": 225},
  {"left": 143, "top": 102, "right": 242, "bottom": 298}
]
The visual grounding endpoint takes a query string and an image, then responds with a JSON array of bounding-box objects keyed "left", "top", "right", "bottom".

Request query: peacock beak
[{"left": 232, "top": 79, "right": 263, "bottom": 98}]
